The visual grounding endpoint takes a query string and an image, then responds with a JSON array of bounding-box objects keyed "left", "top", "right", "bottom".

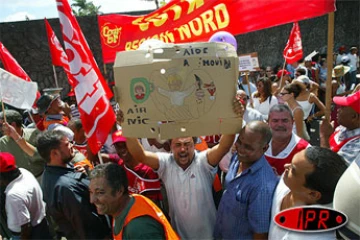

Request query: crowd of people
[{"left": 0, "top": 44, "right": 359, "bottom": 240}]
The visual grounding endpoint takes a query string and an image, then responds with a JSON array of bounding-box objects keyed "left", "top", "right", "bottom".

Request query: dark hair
[
  {"left": 246, "top": 121, "right": 272, "bottom": 146},
  {"left": 0, "top": 168, "right": 21, "bottom": 184},
  {"left": 254, "top": 77, "right": 273, "bottom": 100},
  {"left": 89, "top": 163, "right": 128, "bottom": 196},
  {"left": 0, "top": 110, "right": 23, "bottom": 128},
  {"left": 36, "top": 130, "right": 66, "bottom": 163},
  {"left": 269, "top": 104, "right": 293, "bottom": 119},
  {"left": 295, "top": 68, "right": 306, "bottom": 76},
  {"left": 284, "top": 84, "right": 302, "bottom": 98},
  {"left": 304, "top": 146, "right": 348, "bottom": 204},
  {"left": 319, "top": 58, "right": 326, "bottom": 67}
]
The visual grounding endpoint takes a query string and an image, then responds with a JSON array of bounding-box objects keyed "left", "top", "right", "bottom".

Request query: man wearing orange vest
[
  {"left": 89, "top": 163, "right": 179, "bottom": 240},
  {"left": 320, "top": 90, "right": 360, "bottom": 164}
]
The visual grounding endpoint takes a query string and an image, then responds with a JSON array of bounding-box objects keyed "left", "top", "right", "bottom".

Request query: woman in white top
[
  {"left": 252, "top": 77, "right": 278, "bottom": 120},
  {"left": 280, "top": 84, "right": 310, "bottom": 141},
  {"left": 292, "top": 75, "right": 325, "bottom": 122}
]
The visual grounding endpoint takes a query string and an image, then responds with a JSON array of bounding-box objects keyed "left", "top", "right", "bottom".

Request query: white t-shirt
[
  {"left": 156, "top": 151, "right": 217, "bottom": 239},
  {"left": 252, "top": 95, "right": 279, "bottom": 120},
  {"left": 5, "top": 168, "right": 46, "bottom": 232},
  {"left": 269, "top": 177, "right": 336, "bottom": 240}
]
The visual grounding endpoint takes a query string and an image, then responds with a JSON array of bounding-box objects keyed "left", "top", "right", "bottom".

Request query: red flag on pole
[
  {"left": 44, "top": 18, "right": 69, "bottom": 68},
  {"left": 0, "top": 42, "right": 32, "bottom": 82},
  {"left": 55, "top": 0, "right": 116, "bottom": 154},
  {"left": 283, "top": 22, "right": 303, "bottom": 64},
  {"left": 0, "top": 42, "right": 41, "bottom": 101},
  {"left": 44, "top": 18, "right": 74, "bottom": 86}
]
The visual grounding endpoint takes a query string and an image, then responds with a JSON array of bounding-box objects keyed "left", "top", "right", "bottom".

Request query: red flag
[
  {"left": 98, "top": 0, "right": 335, "bottom": 63},
  {"left": 0, "top": 42, "right": 41, "bottom": 101},
  {"left": 0, "top": 42, "right": 32, "bottom": 82},
  {"left": 55, "top": 0, "right": 116, "bottom": 154},
  {"left": 283, "top": 22, "right": 303, "bottom": 64},
  {"left": 44, "top": 18, "right": 68, "bottom": 67},
  {"left": 44, "top": 18, "right": 74, "bottom": 86}
]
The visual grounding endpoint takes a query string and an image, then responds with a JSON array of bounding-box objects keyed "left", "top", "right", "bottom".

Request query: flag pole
[
  {"left": 1, "top": 101, "right": 6, "bottom": 122},
  {"left": 245, "top": 72, "right": 254, "bottom": 108},
  {"left": 0, "top": 81, "right": 7, "bottom": 122},
  {"left": 52, "top": 65, "right": 59, "bottom": 88},
  {"left": 325, "top": 12, "right": 335, "bottom": 120},
  {"left": 278, "top": 58, "right": 287, "bottom": 90}
]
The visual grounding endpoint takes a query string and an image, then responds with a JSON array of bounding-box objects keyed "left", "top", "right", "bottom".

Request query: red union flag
[
  {"left": 55, "top": 0, "right": 116, "bottom": 154},
  {"left": 0, "top": 42, "right": 32, "bottom": 82},
  {"left": 98, "top": 0, "right": 335, "bottom": 63},
  {"left": 44, "top": 18, "right": 69, "bottom": 68},
  {"left": 44, "top": 18, "right": 74, "bottom": 86},
  {"left": 283, "top": 22, "right": 303, "bottom": 64}
]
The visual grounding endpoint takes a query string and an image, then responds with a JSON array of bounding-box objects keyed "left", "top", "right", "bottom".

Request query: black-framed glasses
[{"left": 279, "top": 92, "right": 290, "bottom": 96}]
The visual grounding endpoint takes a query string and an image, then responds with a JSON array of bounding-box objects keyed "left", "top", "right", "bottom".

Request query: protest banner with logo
[
  {"left": 98, "top": 0, "right": 335, "bottom": 63},
  {"left": 56, "top": 0, "right": 116, "bottom": 154}
]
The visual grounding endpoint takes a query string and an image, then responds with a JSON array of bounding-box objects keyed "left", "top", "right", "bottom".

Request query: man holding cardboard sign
[{"left": 125, "top": 100, "right": 243, "bottom": 239}]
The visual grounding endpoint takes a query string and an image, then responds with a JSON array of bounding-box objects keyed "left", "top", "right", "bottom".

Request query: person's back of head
[
  {"left": 0, "top": 152, "right": 21, "bottom": 186},
  {"left": 0, "top": 109, "right": 23, "bottom": 128},
  {"left": 304, "top": 146, "right": 348, "bottom": 205}
]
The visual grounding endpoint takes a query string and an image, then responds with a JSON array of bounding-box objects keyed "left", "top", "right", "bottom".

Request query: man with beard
[
  {"left": 36, "top": 130, "right": 111, "bottom": 239},
  {"left": 265, "top": 104, "right": 310, "bottom": 175},
  {"left": 268, "top": 147, "right": 348, "bottom": 240},
  {"left": 214, "top": 121, "right": 278, "bottom": 239},
  {"left": 320, "top": 91, "right": 360, "bottom": 164}
]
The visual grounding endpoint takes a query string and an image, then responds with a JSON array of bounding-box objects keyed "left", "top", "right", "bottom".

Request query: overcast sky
[{"left": 0, "top": 0, "right": 163, "bottom": 23}]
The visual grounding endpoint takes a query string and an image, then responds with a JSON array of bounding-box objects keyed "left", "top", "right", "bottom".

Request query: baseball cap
[
  {"left": 277, "top": 70, "right": 290, "bottom": 78},
  {"left": 0, "top": 152, "right": 17, "bottom": 173},
  {"left": 112, "top": 130, "right": 126, "bottom": 144},
  {"left": 333, "top": 91, "right": 360, "bottom": 113}
]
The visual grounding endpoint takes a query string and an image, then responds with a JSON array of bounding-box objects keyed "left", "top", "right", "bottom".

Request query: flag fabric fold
[
  {"left": 98, "top": 0, "right": 335, "bottom": 63},
  {"left": 44, "top": 18, "right": 69, "bottom": 68},
  {"left": 0, "top": 42, "right": 41, "bottom": 101},
  {"left": 0, "top": 42, "right": 32, "bottom": 82},
  {"left": 44, "top": 18, "right": 74, "bottom": 86},
  {"left": 55, "top": 0, "right": 116, "bottom": 154},
  {"left": 0, "top": 68, "right": 38, "bottom": 109},
  {"left": 283, "top": 22, "right": 303, "bottom": 64}
]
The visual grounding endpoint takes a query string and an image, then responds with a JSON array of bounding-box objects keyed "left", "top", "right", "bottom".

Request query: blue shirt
[{"left": 214, "top": 154, "right": 279, "bottom": 239}]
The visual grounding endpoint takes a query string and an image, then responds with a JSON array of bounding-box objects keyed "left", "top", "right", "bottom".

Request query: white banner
[{"left": 0, "top": 68, "right": 38, "bottom": 109}]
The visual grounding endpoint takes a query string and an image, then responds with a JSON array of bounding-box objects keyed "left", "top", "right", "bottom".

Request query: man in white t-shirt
[
  {"left": 269, "top": 147, "right": 348, "bottom": 240},
  {"left": 0, "top": 152, "right": 51, "bottom": 239},
  {"left": 125, "top": 99, "right": 244, "bottom": 239}
]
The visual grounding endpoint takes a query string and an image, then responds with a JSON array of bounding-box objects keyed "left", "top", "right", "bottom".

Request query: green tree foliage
[{"left": 71, "top": 0, "right": 102, "bottom": 16}]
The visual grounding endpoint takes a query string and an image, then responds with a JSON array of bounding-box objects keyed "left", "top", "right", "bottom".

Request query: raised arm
[
  {"left": 207, "top": 134, "right": 236, "bottom": 167},
  {"left": 126, "top": 137, "right": 160, "bottom": 170}
]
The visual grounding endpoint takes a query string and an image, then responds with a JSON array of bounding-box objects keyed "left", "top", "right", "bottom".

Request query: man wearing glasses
[{"left": 36, "top": 130, "right": 111, "bottom": 240}]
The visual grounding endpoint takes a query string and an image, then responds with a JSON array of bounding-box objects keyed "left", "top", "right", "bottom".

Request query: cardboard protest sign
[
  {"left": 0, "top": 68, "right": 38, "bottom": 109},
  {"left": 114, "top": 42, "right": 242, "bottom": 139},
  {"left": 238, "top": 52, "right": 260, "bottom": 72}
]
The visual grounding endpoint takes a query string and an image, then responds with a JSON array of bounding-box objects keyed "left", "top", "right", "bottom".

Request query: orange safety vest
[{"left": 113, "top": 194, "right": 180, "bottom": 240}]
